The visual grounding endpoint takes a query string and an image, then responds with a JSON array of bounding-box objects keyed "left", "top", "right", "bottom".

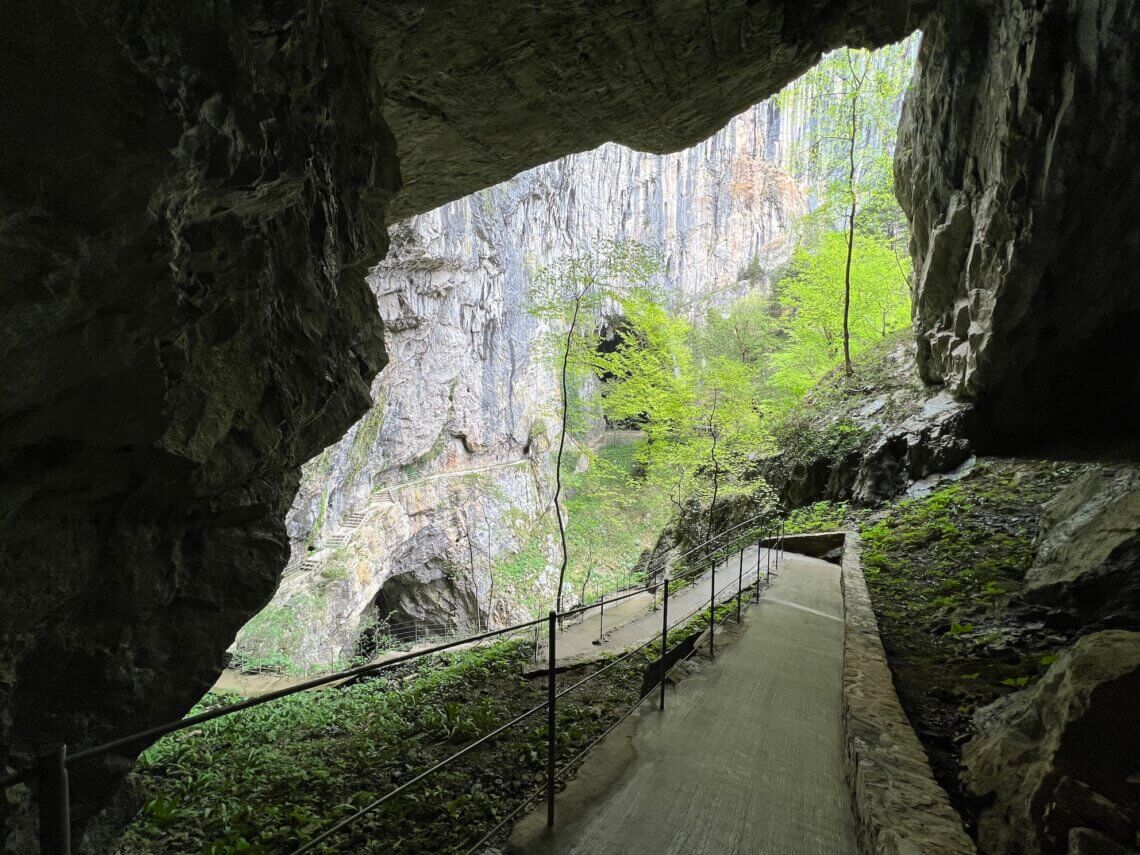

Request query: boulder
[
  {"left": 963, "top": 630, "right": 1140, "bottom": 854},
  {"left": 1025, "top": 467, "right": 1140, "bottom": 630},
  {"left": 1067, "top": 828, "right": 1137, "bottom": 855}
]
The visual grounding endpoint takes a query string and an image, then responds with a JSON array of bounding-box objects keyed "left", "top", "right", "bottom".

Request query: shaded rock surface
[
  {"left": 0, "top": 1, "right": 396, "bottom": 835},
  {"left": 962, "top": 630, "right": 1140, "bottom": 855},
  {"left": 897, "top": 0, "right": 1140, "bottom": 442},
  {"left": 1026, "top": 467, "right": 1140, "bottom": 631},
  {"left": 840, "top": 534, "right": 976, "bottom": 854}
]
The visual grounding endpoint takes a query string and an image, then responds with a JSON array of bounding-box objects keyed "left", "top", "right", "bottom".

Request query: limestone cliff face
[{"left": 242, "top": 102, "right": 809, "bottom": 669}]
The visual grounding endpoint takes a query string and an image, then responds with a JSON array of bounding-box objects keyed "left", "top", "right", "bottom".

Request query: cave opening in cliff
[
  {"left": 14, "top": 3, "right": 1140, "bottom": 851},
  {"left": 354, "top": 566, "right": 485, "bottom": 661}
]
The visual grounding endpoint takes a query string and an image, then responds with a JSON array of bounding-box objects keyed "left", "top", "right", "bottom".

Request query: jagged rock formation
[
  {"left": 759, "top": 339, "right": 976, "bottom": 509},
  {"left": 244, "top": 101, "right": 808, "bottom": 670},
  {"left": 897, "top": 0, "right": 1140, "bottom": 442},
  {"left": 963, "top": 630, "right": 1140, "bottom": 855},
  {"left": 1026, "top": 467, "right": 1140, "bottom": 632},
  {"left": 0, "top": 1, "right": 396, "bottom": 835}
]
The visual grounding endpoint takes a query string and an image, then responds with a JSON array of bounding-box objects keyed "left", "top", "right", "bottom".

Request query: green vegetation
[
  {"left": 120, "top": 631, "right": 712, "bottom": 854},
  {"left": 857, "top": 458, "right": 1079, "bottom": 807},
  {"left": 774, "top": 39, "right": 914, "bottom": 391},
  {"left": 346, "top": 392, "right": 386, "bottom": 484},
  {"left": 503, "top": 41, "right": 917, "bottom": 614},
  {"left": 596, "top": 287, "right": 775, "bottom": 516},
  {"left": 527, "top": 242, "right": 662, "bottom": 612},
  {"left": 770, "top": 232, "right": 910, "bottom": 396},
  {"left": 489, "top": 438, "right": 672, "bottom": 614},
  {"left": 783, "top": 501, "right": 850, "bottom": 535},
  {"left": 229, "top": 600, "right": 313, "bottom": 675}
]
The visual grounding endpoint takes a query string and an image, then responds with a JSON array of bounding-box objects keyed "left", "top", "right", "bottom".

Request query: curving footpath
[{"left": 511, "top": 551, "right": 857, "bottom": 854}]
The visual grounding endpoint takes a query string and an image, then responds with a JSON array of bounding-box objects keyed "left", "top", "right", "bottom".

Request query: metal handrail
[
  {"left": 458, "top": 551, "right": 774, "bottom": 855},
  {"left": 3, "top": 516, "right": 788, "bottom": 855}
]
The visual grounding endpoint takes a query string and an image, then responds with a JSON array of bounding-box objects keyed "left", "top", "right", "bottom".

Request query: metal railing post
[
  {"left": 709, "top": 562, "right": 716, "bottom": 658},
  {"left": 659, "top": 578, "right": 670, "bottom": 711},
  {"left": 766, "top": 525, "right": 772, "bottom": 586},
  {"left": 37, "top": 742, "right": 70, "bottom": 855},
  {"left": 736, "top": 547, "right": 743, "bottom": 623},
  {"left": 546, "top": 610, "right": 557, "bottom": 828},
  {"left": 599, "top": 594, "right": 604, "bottom": 642},
  {"left": 754, "top": 537, "right": 762, "bottom": 602}
]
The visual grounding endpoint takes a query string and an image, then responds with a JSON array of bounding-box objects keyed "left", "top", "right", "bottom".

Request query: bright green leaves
[{"left": 769, "top": 230, "right": 912, "bottom": 397}]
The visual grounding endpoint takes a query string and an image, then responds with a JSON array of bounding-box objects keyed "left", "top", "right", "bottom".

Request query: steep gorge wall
[{"left": 247, "top": 102, "right": 810, "bottom": 670}]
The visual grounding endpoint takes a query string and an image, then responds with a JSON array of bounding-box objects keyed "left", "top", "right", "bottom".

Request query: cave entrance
[{"left": 355, "top": 567, "right": 483, "bottom": 659}]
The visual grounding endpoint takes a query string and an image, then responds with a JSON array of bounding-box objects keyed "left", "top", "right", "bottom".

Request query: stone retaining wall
[
  {"left": 760, "top": 530, "right": 846, "bottom": 559},
  {"left": 782, "top": 530, "right": 976, "bottom": 854}
]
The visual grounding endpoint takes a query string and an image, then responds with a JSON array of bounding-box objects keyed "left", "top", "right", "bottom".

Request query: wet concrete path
[
  {"left": 511, "top": 552, "right": 857, "bottom": 855},
  {"left": 551, "top": 544, "right": 776, "bottom": 665}
]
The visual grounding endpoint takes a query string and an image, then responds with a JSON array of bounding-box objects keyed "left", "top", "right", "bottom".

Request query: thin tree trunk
[
  {"left": 842, "top": 80, "right": 857, "bottom": 378},
  {"left": 704, "top": 389, "right": 721, "bottom": 557},
  {"left": 553, "top": 297, "right": 582, "bottom": 615},
  {"left": 482, "top": 503, "right": 495, "bottom": 624}
]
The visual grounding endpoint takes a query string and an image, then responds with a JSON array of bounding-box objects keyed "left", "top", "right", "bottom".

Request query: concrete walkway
[
  {"left": 554, "top": 545, "right": 774, "bottom": 664},
  {"left": 511, "top": 552, "right": 857, "bottom": 855}
]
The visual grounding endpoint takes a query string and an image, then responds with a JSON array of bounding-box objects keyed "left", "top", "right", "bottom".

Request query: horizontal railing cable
[
  {"left": 54, "top": 617, "right": 547, "bottom": 771},
  {"left": 3, "top": 517, "right": 790, "bottom": 855},
  {"left": 293, "top": 556, "right": 766, "bottom": 852},
  {"left": 459, "top": 571, "right": 759, "bottom": 855},
  {"left": 290, "top": 693, "right": 553, "bottom": 854}
]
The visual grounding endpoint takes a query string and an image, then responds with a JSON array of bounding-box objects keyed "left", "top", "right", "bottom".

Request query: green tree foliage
[
  {"left": 780, "top": 41, "right": 915, "bottom": 245},
  {"left": 771, "top": 231, "right": 911, "bottom": 397},
  {"left": 516, "top": 42, "right": 918, "bottom": 613},
  {"left": 595, "top": 289, "right": 773, "bottom": 518},
  {"left": 777, "top": 39, "right": 916, "bottom": 378},
  {"left": 527, "top": 242, "right": 662, "bottom": 613}
]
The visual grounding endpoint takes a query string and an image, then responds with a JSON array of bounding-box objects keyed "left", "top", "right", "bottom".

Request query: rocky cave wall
[
  {"left": 1, "top": 0, "right": 929, "bottom": 836},
  {"left": 5, "top": 0, "right": 1140, "bottom": 846},
  {"left": 0, "top": 0, "right": 397, "bottom": 834},
  {"left": 897, "top": 0, "right": 1140, "bottom": 443}
]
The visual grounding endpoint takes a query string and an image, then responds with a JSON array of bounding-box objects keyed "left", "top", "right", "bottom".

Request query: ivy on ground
[{"left": 118, "top": 639, "right": 655, "bottom": 854}]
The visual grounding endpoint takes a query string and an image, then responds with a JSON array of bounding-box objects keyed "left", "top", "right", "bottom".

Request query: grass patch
[{"left": 119, "top": 639, "right": 655, "bottom": 854}]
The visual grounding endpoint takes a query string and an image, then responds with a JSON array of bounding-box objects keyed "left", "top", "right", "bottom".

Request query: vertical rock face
[
  {"left": 897, "top": 0, "right": 1140, "bottom": 441},
  {"left": 0, "top": 0, "right": 395, "bottom": 828},
  {"left": 963, "top": 631, "right": 1140, "bottom": 855},
  {"left": 249, "top": 102, "right": 811, "bottom": 669}
]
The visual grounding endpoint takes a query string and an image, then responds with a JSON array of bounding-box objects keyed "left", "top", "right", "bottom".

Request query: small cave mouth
[
  {"left": 354, "top": 571, "right": 483, "bottom": 659},
  {"left": 595, "top": 315, "right": 647, "bottom": 429}
]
